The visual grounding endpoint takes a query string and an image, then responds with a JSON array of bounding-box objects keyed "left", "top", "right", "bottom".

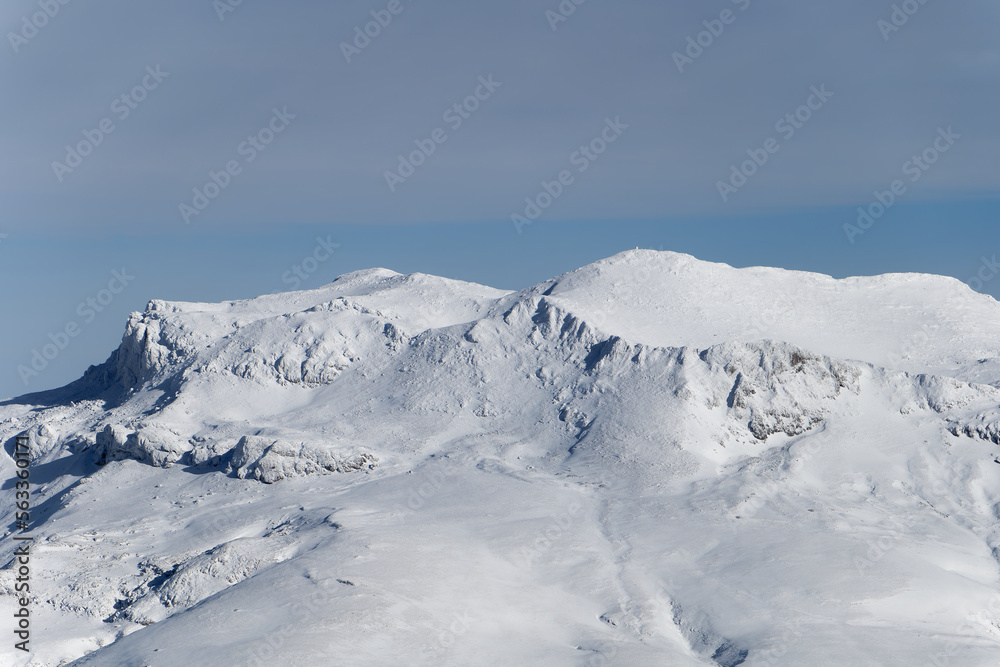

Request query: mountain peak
[{"left": 517, "top": 249, "right": 998, "bottom": 378}]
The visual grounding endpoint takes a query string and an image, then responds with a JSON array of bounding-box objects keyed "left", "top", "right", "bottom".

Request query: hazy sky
[{"left": 2, "top": 0, "right": 999, "bottom": 398}]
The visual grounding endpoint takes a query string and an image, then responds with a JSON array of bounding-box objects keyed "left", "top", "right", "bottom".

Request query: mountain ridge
[{"left": 5, "top": 251, "right": 1000, "bottom": 665}]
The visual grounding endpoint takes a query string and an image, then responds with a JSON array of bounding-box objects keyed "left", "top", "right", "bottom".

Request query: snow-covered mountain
[{"left": 5, "top": 250, "right": 1000, "bottom": 666}]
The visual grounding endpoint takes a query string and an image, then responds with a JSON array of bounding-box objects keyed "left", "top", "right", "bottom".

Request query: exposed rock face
[
  {"left": 15, "top": 423, "right": 60, "bottom": 463},
  {"left": 948, "top": 407, "right": 1000, "bottom": 445},
  {"left": 92, "top": 425, "right": 189, "bottom": 468},
  {"left": 709, "top": 344, "right": 861, "bottom": 441},
  {"left": 229, "top": 436, "right": 378, "bottom": 483},
  {"left": 114, "top": 306, "right": 185, "bottom": 391}
]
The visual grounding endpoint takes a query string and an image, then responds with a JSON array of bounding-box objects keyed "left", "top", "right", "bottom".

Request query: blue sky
[{"left": 2, "top": 0, "right": 999, "bottom": 399}]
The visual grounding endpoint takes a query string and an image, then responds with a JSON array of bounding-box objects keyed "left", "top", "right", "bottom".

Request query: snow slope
[{"left": 4, "top": 251, "right": 1000, "bottom": 666}]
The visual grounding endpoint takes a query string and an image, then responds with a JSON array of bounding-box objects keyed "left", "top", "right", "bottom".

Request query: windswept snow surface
[{"left": 5, "top": 251, "right": 1000, "bottom": 665}]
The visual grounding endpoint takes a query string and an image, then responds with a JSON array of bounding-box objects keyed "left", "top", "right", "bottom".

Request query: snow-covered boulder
[
  {"left": 229, "top": 435, "right": 377, "bottom": 483},
  {"left": 92, "top": 425, "right": 188, "bottom": 467}
]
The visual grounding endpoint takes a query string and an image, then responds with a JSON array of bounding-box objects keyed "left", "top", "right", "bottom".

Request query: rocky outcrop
[
  {"left": 92, "top": 424, "right": 189, "bottom": 467},
  {"left": 229, "top": 435, "right": 378, "bottom": 483}
]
